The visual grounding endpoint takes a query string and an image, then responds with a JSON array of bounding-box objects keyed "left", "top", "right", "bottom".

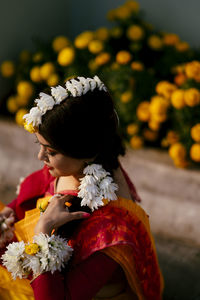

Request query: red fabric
[
  {"left": 31, "top": 252, "right": 118, "bottom": 300},
  {"left": 5, "top": 166, "right": 162, "bottom": 299},
  {"left": 8, "top": 166, "right": 54, "bottom": 220},
  {"left": 119, "top": 163, "right": 141, "bottom": 202},
  {"left": 70, "top": 204, "right": 162, "bottom": 299}
]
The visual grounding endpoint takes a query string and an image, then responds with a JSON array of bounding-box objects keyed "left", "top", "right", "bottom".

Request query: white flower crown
[{"left": 23, "top": 75, "right": 107, "bottom": 133}]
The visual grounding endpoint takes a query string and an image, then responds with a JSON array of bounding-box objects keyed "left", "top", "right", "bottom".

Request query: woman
[{"left": 0, "top": 76, "right": 163, "bottom": 300}]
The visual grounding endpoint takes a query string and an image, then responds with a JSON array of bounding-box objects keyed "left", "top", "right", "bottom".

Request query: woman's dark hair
[{"left": 39, "top": 80, "right": 125, "bottom": 172}]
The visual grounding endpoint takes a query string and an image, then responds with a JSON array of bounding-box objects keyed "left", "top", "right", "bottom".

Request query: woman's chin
[{"left": 48, "top": 168, "right": 57, "bottom": 176}]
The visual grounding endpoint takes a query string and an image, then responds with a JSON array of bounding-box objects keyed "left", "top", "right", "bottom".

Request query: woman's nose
[{"left": 38, "top": 146, "right": 48, "bottom": 161}]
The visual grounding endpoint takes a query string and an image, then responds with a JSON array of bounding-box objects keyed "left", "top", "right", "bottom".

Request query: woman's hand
[
  {"left": 34, "top": 194, "right": 90, "bottom": 236},
  {"left": 0, "top": 206, "right": 15, "bottom": 224}
]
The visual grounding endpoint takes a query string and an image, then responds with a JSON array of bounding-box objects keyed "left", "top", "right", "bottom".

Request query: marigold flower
[
  {"left": 52, "top": 36, "right": 70, "bottom": 52},
  {"left": 24, "top": 122, "right": 36, "bottom": 133},
  {"left": 116, "top": 50, "right": 132, "bottom": 64},
  {"left": 32, "top": 52, "right": 43, "bottom": 63},
  {"left": 114, "top": 6, "right": 131, "bottom": 19},
  {"left": 88, "top": 40, "right": 104, "bottom": 54},
  {"left": 175, "top": 42, "right": 189, "bottom": 52},
  {"left": 17, "top": 81, "right": 34, "bottom": 100},
  {"left": 57, "top": 47, "right": 75, "bottom": 66},
  {"left": 169, "top": 143, "right": 186, "bottom": 160},
  {"left": 111, "top": 62, "right": 120, "bottom": 70},
  {"left": 107, "top": 9, "right": 116, "bottom": 21},
  {"left": 190, "top": 144, "right": 200, "bottom": 162},
  {"left": 137, "top": 101, "right": 150, "bottom": 122},
  {"left": 120, "top": 91, "right": 133, "bottom": 103},
  {"left": 163, "top": 33, "right": 179, "bottom": 46},
  {"left": 47, "top": 73, "right": 59, "bottom": 87},
  {"left": 150, "top": 95, "right": 170, "bottom": 115},
  {"left": 185, "top": 61, "right": 200, "bottom": 82},
  {"left": 161, "top": 138, "right": 169, "bottom": 148},
  {"left": 7, "top": 96, "right": 19, "bottom": 113},
  {"left": 88, "top": 59, "right": 98, "bottom": 71},
  {"left": 125, "top": 0, "right": 140, "bottom": 13},
  {"left": 156, "top": 81, "right": 177, "bottom": 99},
  {"left": 40, "top": 62, "right": 55, "bottom": 80},
  {"left": 126, "top": 123, "right": 139, "bottom": 135},
  {"left": 184, "top": 88, "right": 200, "bottom": 107},
  {"left": 171, "top": 89, "right": 185, "bottom": 109},
  {"left": 19, "top": 50, "right": 31, "bottom": 63},
  {"left": 151, "top": 113, "right": 167, "bottom": 123},
  {"left": 95, "top": 52, "right": 111, "bottom": 66},
  {"left": 110, "top": 27, "right": 123, "bottom": 38},
  {"left": 127, "top": 25, "right": 144, "bottom": 41},
  {"left": 143, "top": 129, "right": 158, "bottom": 141},
  {"left": 30, "top": 66, "right": 42, "bottom": 83},
  {"left": 74, "top": 31, "right": 94, "bottom": 49},
  {"left": 148, "top": 120, "right": 160, "bottom": 131},
  {"left": 166, "top": 131, "right": 179, "bottom": 145},
  {"left": 0, "top": 61, "right": 15, "bottom": 77},
  {"left": 95, "top": 27, "right": 109, "bottom": 41},
  {"left": 16, "top": 95, "right": 30, "bottom": 107},
  {"left": 131, "top": 61, "right": 144, "bottom": 71},
  {"left": 38, "top": 197, "right": 50, "bottom": 212},
  {"left": 147, "top": 35, "right": 163, "bottom": 50},
  {"left": 25, "top": 243, "right": 39, "bottom": 255},
  {"left": 191, "top": 124, "right": 200, "bottom": 142},
  {"left": 15, "top": 109, "right": 28, "bottom": 126},
  {"left": 130, "top": 135, "right": 143, "bottom": 149},
  {"left": 173, "top": 158, "right": 189, "bottom": 168},
  {"left": 174, "top": 73, "right": 187, "bottom": 86}
]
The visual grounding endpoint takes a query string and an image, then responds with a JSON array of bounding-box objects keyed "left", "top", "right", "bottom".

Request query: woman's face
[{"left": 35, "top": 133, "right": 85, "bottom": 178}]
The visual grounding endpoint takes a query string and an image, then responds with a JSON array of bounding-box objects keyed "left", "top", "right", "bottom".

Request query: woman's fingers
[{"left": 69, "top": 211, "right": 91, "bottom": 221}]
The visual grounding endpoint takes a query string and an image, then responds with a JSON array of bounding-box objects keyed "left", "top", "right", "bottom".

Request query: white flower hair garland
[
  {"left": 23, "top": 75, "right": 107, "bottom": 133},
  {"left": 2, "top": 233, "right": 73, "bottom": 280},
  {"left": 78, "top": 164, "right": 118, "bottom": 211}
]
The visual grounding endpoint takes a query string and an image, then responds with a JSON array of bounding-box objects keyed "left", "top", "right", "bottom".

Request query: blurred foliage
[{"left": 1, "top": 0, "right": 200, "bottom": 168}]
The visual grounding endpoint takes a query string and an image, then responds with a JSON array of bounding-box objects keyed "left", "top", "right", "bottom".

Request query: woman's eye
[{"left": 46, "top": 151, "right": 57, "bottom": 156}]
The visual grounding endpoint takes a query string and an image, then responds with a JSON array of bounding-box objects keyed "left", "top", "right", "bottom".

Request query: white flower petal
[{"left": 51, "top": 86, "right": 68, "bottom": 104}]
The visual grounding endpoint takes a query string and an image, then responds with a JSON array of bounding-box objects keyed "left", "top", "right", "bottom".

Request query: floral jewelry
[
  {"left": 2, "top": 233, "right": 73, "bottom": 280},
  {"left": 38, "top": 164, "right": 118, "bottom": 213},
  {"left": 23, "top": 75, "right": 107, "bottom": 133},
  {"left": 78, "top": 164, "right": 118, "bottom": 211}
]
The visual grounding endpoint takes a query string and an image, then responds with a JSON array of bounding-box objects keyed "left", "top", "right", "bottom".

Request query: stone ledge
[
  {"left": 120, "top": 148, "right": 200, "bottom": 245},
  {"left": 0, "top": 119, "right": 200, "bottom": 245}
]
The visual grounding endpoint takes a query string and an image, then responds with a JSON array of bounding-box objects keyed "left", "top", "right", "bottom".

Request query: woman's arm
[{"left": 31, "top": 251, "right": 118, "bottom": 300}]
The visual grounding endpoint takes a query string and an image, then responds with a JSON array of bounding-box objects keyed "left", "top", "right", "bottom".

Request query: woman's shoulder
[{"left": 114, "top": 166, "right": 141, "bottom": 202}]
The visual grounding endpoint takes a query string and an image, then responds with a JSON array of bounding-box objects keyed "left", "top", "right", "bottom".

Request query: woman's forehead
[{"left": 35, "top": 132, "right": 54, "bottom": 149}]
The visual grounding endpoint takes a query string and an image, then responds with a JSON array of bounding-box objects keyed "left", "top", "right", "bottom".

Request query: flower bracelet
[{"left": 2, "top": 233, "right": 73, "bottom": 280}]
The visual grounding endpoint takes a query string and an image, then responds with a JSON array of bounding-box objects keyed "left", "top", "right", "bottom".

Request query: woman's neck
[
  {"left": 113, "top": 167, "right": 132, "bottom": 200},
  {"left": 55, "top": 176, "right": 80, "bottom": 193}
]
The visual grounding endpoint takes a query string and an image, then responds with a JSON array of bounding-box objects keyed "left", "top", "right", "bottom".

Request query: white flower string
[
  {"left": 23, "top": 75, "right": 107, "bottom": 133},
  {"left": 2, "top": 233, "right": 73, "bottom": 280},
  {"left": 78, "top": 164, "right": 118, "bottom": 211}
]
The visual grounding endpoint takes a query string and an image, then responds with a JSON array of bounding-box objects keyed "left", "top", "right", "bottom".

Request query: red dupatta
[{"left": 69, "top": 197, "right": 163, "bottom": 300}]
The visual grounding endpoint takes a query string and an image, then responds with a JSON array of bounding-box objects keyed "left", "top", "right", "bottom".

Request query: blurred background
[{"left": 0, "top": 1, "right": 200, "bottom": 299}]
